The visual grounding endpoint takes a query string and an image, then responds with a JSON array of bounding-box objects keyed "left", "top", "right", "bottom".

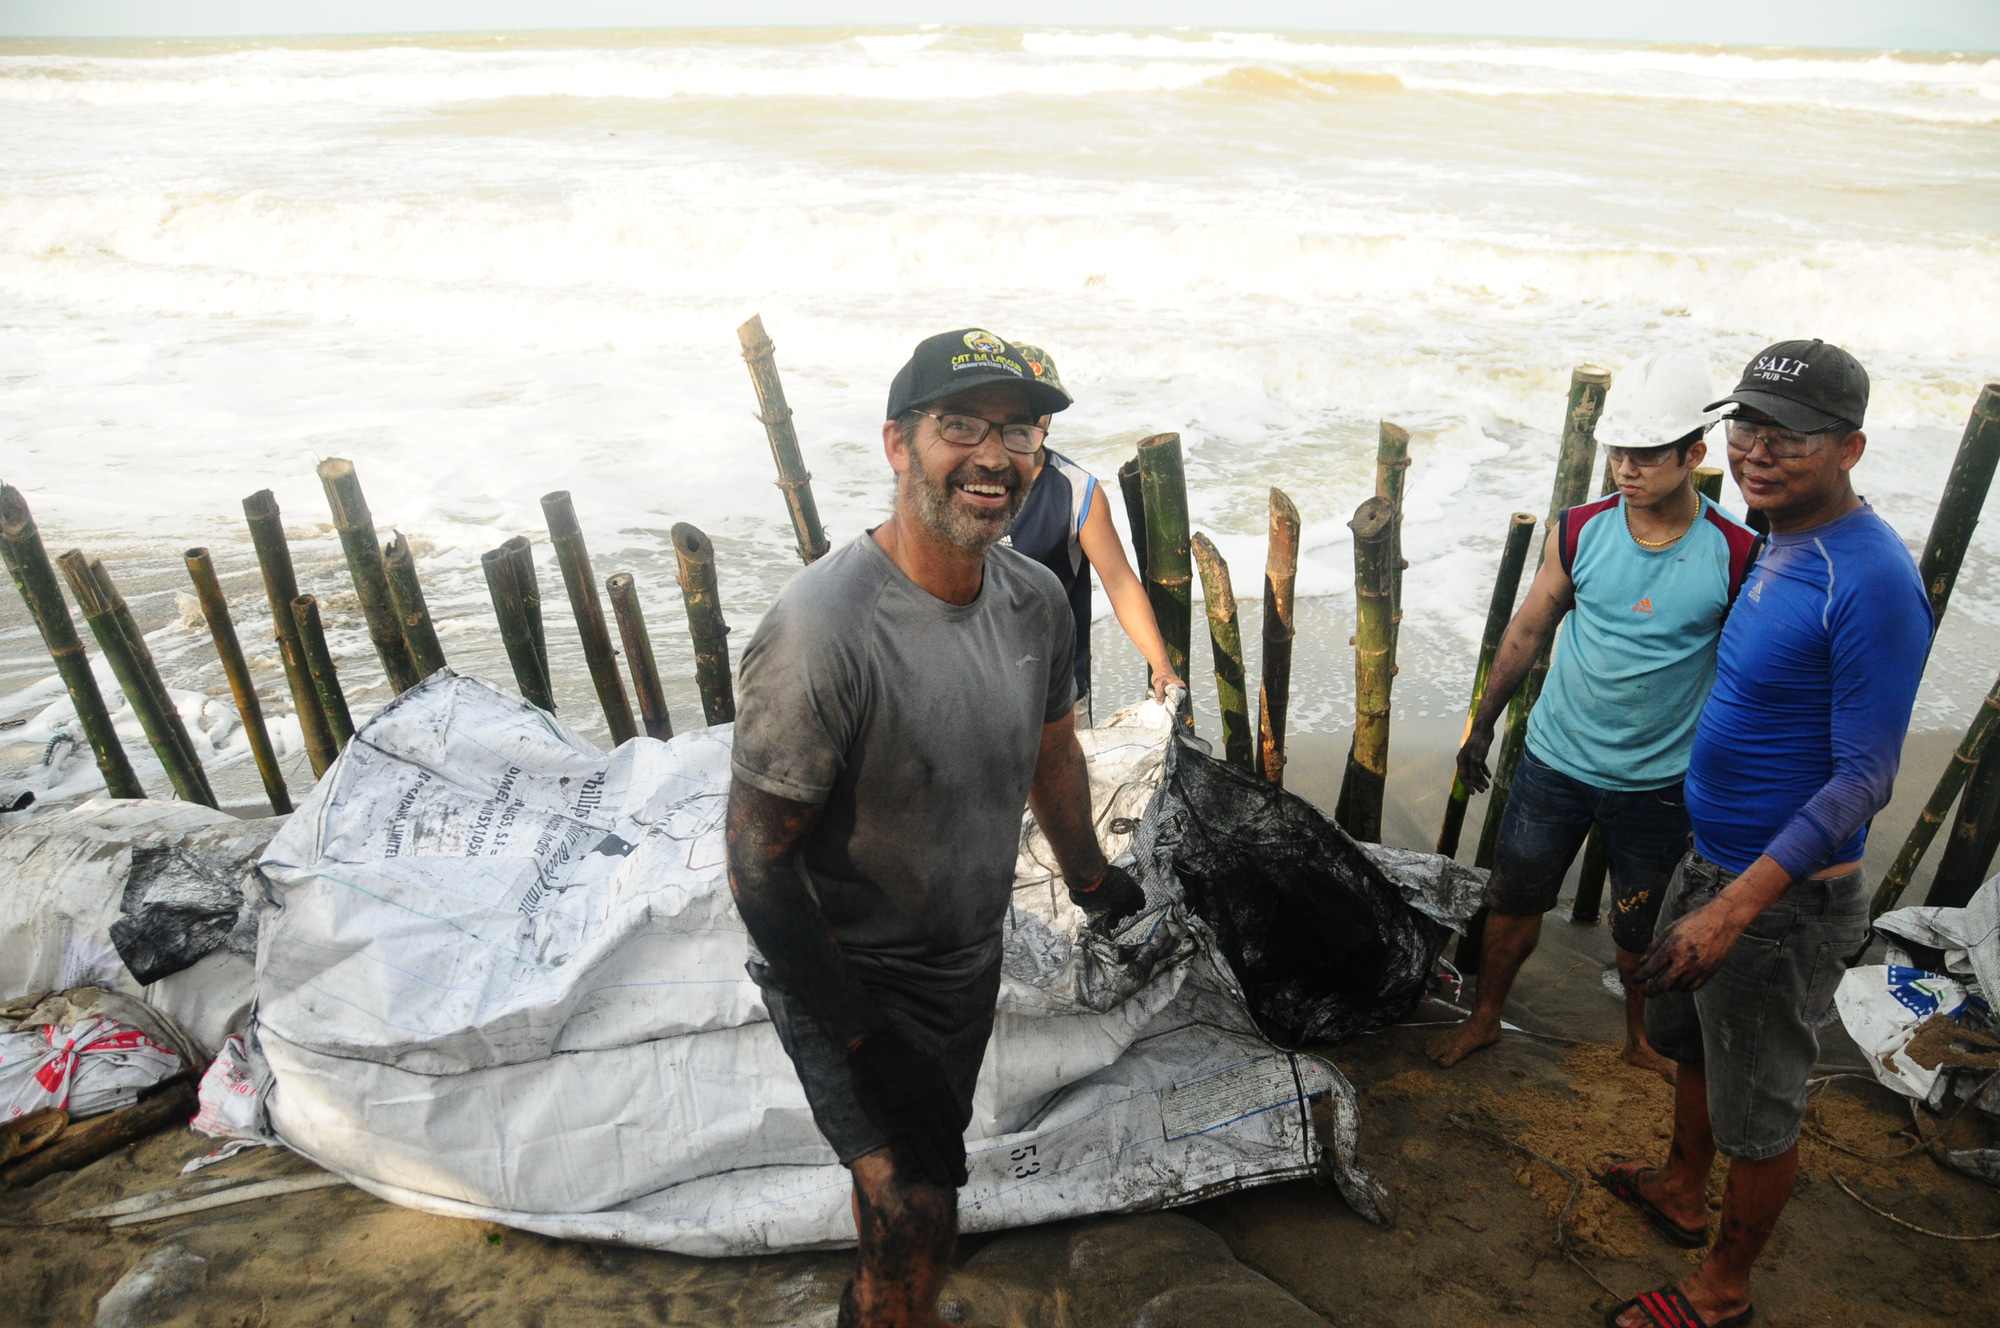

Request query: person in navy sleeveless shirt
[
  {"left": 1430, "top": 352, "right": 1756, "bottom": 1083},
  {"left": 1005, "top": 346, "right": 1182, "bottom": 723},
  {"left": 1609, "top": 342, "right": 1932, "bottom": 1328}
]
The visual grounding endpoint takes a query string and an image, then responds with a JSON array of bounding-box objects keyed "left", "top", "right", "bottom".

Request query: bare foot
[
  {"left": 1622, "top": 1039, "right": 1678, "bottom": 1086},
  {"left": 1425, "top": 1019, "right": 1501, "bottom": 1068}
]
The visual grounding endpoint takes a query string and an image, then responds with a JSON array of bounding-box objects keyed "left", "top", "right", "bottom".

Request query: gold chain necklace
[{"left": 1625, "top": 497, "right": 1698, "bottom": 549}]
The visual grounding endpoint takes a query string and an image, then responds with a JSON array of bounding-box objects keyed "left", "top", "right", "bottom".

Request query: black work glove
[
  {"left": 846, "top": 1026, "right": 968, "bottom": 1188},
  {"left": 1068, "top": 863, "right": 1147, "bottom": 935}
]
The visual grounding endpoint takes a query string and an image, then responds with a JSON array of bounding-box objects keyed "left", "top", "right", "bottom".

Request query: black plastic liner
[
  {"left": 1160, "top": 742, "right": 1452, "bottom": 1047},
  {"left": 108, "top": 834, "right": 271, "bottom": 985}
]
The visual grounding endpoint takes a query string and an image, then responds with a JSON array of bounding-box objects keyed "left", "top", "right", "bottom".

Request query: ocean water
[{"left": 2, "top": 27, "right": 1998, "bottom": 808}]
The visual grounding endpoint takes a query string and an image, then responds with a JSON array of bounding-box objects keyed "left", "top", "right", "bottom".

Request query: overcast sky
[{"left": 3, "top": 1, "right": 1996, "bottom": 50}]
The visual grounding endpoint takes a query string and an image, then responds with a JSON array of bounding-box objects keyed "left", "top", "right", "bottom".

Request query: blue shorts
[{"left": 1488, "top": 748, "right": 1690, "bottom": 952}]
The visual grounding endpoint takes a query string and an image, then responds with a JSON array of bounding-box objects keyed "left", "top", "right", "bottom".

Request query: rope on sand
[
  {"left": 1445, "top": 1112, "right": 1625, "bottom": 1301},
  {"left": 1830, "top": 1171, "right": 2000, "bottom": 1242}
]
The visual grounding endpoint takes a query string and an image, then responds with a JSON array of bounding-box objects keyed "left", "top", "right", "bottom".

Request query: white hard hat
[{"left": 1599, "top": 351, "right": 1717, "bottom": 450}]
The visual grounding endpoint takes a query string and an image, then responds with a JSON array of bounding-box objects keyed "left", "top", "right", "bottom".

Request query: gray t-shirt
[{"left": 731, "top": 533, "right": 1077, "bottom": 989}]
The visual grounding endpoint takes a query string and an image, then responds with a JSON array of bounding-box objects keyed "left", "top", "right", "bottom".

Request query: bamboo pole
[
  {"left": 1376, "top": 422, "right": 1410, "bottom": 653},
  {"left": 1437, "top": 512, "right": 1537, "bottom": 858},
  {"left": 1917, "top": 384, "right": 2000, "bottom": 908},
  {"left": 57, "top": 552, "right": 215, "bottom": 807},
  {"left": 1258, "top": 487, "right": 1300, "bottom": 785},
  {"left": 317, "top": 458, "right": 420, "bottom": 694},
  {"left": 483, "top": 539, "right": 555, "bottom": 713},
  {"left": 1138, "top": 433, "right": 1192, "bottom": 684},
  {"left": 382, "top": 532, "right": 447, "bottom": 681},
  {"left": 672, "top": 523, "right": 736, "bottom": 727},
  {"left": 184, "top": 549, "right": 291, "bottom": 816},
  {"left": 242, "top": 490, "right": 336, "bottom": 779},
  {"left": 1694, "top": 467, "right": 1725, "bottom": 503},
  {"left": 291, "top": 594, "right": 354, "bottom": 748},
  {"left": 1568, "top": 827, "right": 1611, "bottom": 925},
  {"left": 1474, "top": 366, "right": 1612, "bottom": 869},
  {"left": 737, "top": 315, "right": 831, "bottom": 564},
  {"left": 0, "top": 485, "right": 144, "bottom": 799},
  {"left": 1933, "top": 759, "right": 2000, "bottom": 910},
  {"left": 1337, "top": 497, "right": 1397, "bottom": 843},
  {"left": 101, "top": 566, "right": 215, "bottom": 805},
  {"left": 606, "top": 573, "right": 672, "bottom": 741},
  {"left": 542, "top": 492, "right": 637, "bottom": 743},
  {"left": 1190, "top": 534, "right": 1251, "bottom": 767},
  {"left": 1117, "top": 457, "right": 1149, "bottom": 583},
  {"left": 1871, "top": 666, "right": 2000, "bottom": 918}
]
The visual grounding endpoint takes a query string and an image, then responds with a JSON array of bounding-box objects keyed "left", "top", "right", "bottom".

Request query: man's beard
[{"left": 903, "top": 456, "right": 1026, "bottom": 552}]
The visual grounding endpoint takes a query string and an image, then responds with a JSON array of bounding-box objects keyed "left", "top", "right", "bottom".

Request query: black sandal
[{"left": 1593, "top": 1156, "right": 1709, "bottom": 1249}]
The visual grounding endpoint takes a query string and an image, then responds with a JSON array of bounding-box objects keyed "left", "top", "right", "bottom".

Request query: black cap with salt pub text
[
  {"left": 1706, "top": 339, "right": 1869, "bottom": 434},
  {"left": 885, "top": 328, "right": 1073, "bottom": 421}
]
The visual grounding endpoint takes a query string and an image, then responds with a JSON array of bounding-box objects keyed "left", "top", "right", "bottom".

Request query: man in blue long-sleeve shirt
[{"left": 1603, "top": 341, "right": 1932, "bottom": 1328}]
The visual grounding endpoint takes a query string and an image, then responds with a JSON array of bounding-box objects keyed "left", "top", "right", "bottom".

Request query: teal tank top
[{"left": 1525, "top": 493, "right": 1761, "bottom": 791}]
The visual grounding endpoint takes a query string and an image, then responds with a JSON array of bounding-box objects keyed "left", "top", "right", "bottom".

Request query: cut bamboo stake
[
  {"left": 1569, "top": 827, "right": 1610, "bottom": 925},
  {"left": 57, "top": 552, "right": 214, "bottom": 807},
  {"left": 1118, "top": 457, "right": 1149, "bottom": 583},
  {"left": 542, "top": 492, "right": 636, "bottom": 743},
  {"left": 1694, "top": 467, "right": 1725, "bottom": 503},
  {"left": 317, "top": 458, "right": 420, "bottom": 694},
  {"left": 483, "top": 539, "right": 555, "bottom": 713},
  {"left": 242, "top": 490, "right": 336, "bottom": 779},
  {"left": 0, "top": 1079, "right": 196, "bottom": 1192},
  {"left": 1376, "top": 421, "right": 1411, "bottom": 653},
  {"left": 1872, "top": 665, "right": 2000, "bottom": 918},
  {"left": 606, "top": 573, "right": 672, "bottom": 740},
  {"left": 1918, "top": 384, "right": 2000, "bottom": 908},
  {"left": 382, "top": 532, "right": 447, "bottom": 681},
  {"left": 1191, "top": 534, "right": 1251, "bottom": 767},
  {"left": 184, "top": 548, "right": 290, "bottom": 816},
  {"left": 291, "top": 594, "right": 354, "bottom": 749},
  {"left": 1258, "top": 487, "right": 1301, "bottom": 785},
  {"left": 1138, "top": 433, "right": 1192, "bottom": 685},
  {"left": 1475, "top": 366, "right": 1612, "bottom": 869},
  {"left": 1338, "top": 496, "right": 1397, "bottom": 843},
  {"left": 672, "top": 523, "right": 736, "bottom": 727},
  {"left": 738, "top": 315, "right": 831, "bottom": 564},
  {"left": 1437, "top": 512, "right": 1537, "bottom": 858},
  {"left": 0, "top": 485, "right": 143, "bottom": 799},
  {"left": 100, "top": 563, "right": 215, "bottom": 805}
]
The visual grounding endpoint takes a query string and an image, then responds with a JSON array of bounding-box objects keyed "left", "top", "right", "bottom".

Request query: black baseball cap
[
  {"left": 1706, "top": 339, "right": 1868, "bottom": 433},
  {"left": 885, "top": 328, "right": 1073, "bottom": 421}
]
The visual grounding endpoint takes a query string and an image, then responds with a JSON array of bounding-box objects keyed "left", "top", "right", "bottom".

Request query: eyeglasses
[
  {"left": 1605, "top": 444, "right": 1681, "bottom": 469},
  {"left": 917, "top": 411, "right": 1046, "bottom": 455},
  {"left": 1724, "top": 418, "right": 1835, "bottom": 460}
]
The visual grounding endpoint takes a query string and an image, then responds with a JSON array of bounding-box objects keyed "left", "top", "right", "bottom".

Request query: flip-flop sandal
[
  {"left": 1604, "top": 1283, "right": 1754, "bottom": 1328},
  {"left": 1593, "top": 1156, "right": 1709, "bottom": 1249}
]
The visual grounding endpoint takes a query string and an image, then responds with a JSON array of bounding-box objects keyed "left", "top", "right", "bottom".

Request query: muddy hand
[
  {"left": 1634, "top": 902, "right": 1742, "bottom": 995},
  {"left": 1069, "top": 863, "right": 1146, "bottom": 935},
  {"left": 846, "top": 1027, "right": 967, "bottom": 1188},
  {"left": 1456, "top": 723, "right": 1495, "bottom": 794}
]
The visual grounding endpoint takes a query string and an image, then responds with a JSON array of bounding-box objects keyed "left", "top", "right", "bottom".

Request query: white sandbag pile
[
  {"left": 251, "top": 672, "right": 1401, "bottom": 1255},
  {"left": 0, "top": 799, "right": 280, "bottom": 1055}
]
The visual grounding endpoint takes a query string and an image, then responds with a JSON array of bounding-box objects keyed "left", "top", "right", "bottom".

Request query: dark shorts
[
  {"left": 1488, "top": 748, "right": 1690, "bottom": 952},
  {"left": 751, "top": 957, "right": 999, "bottom": 1166},
  {"left": 1644, "top": 852, "right": 1871, "bottom": 1161}
]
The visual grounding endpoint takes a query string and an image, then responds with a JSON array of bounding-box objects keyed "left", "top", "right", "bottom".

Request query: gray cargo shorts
[
  {"left": 751, "top": 957, "right": 999, "bottom": 1166},
  {"left": 1644, "top": 851, "right": 1871, "bottom": 1161}
]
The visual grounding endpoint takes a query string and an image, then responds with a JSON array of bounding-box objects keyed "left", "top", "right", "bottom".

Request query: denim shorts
[
  {"left": 751, "top": 957, "right": 997, "bottom": 1166},
  {"left": 1644, "top": 852, "right": 1871, "bottom": 1161},
  {"left": 1488, "top": 748, "right": 1691, "bottom": 952}
]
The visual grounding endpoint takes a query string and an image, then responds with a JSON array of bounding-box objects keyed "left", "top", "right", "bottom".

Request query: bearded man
[{"left": 726, "top": 328, "right": 1147, "bottom": 1328}]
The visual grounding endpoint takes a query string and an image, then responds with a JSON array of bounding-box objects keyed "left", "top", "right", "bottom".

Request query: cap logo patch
[
  {"left": 1749, "top": 354, "right": 1810, "bottom": 384},
  {"left": 963, "top": 330, "right": 1004, "bottom": 354}
]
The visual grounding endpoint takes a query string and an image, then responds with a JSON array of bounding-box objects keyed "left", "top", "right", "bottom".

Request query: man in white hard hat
[{"left": 1429, "top": 351, "right": 1763, "bottom": 1084}]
